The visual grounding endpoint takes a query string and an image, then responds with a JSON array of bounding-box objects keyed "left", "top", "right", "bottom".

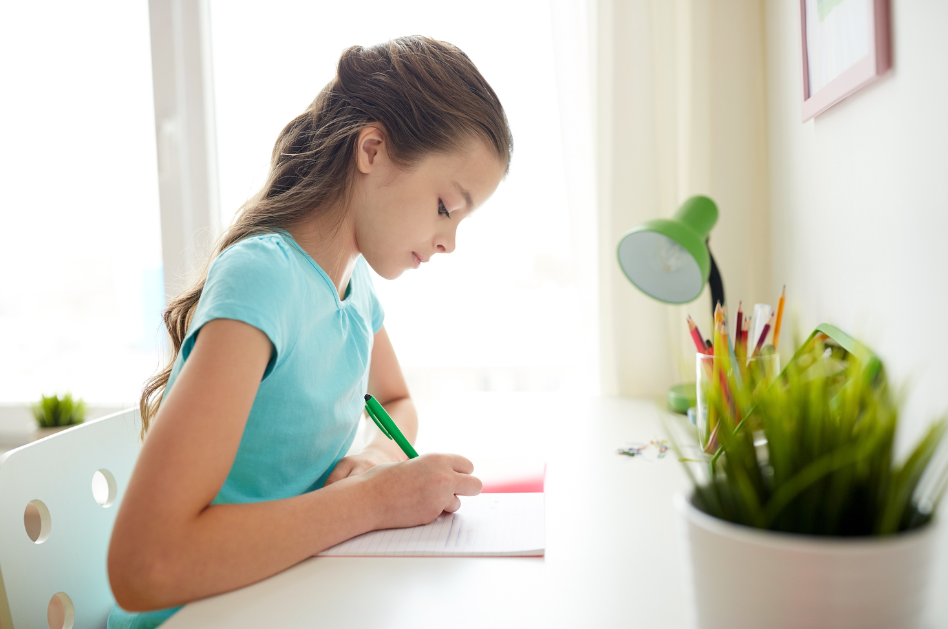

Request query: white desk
[{"left": 164, "top": 393, "right": 948, "bottom": 628}]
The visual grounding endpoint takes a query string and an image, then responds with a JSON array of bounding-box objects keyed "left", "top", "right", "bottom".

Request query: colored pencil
[
  {"left": 773, "top": 286, "right": 786, "bottom": 349},
  {"left": 752, "top": 313, "right": 775, "bottom": 357},
  {"left": 687, "top": 316, "right": 710, "bottom": 354},
  {"left": 734, "top": 301, "right": 744, "bottom": 343},
  {"left": 734, "top": 302, "right": 745, "bottom": 363},
  {"left": 714, "top": 302, "right": 724, "bottom": 352},
  {"left": 723, "top": 316, "right": 743, "bottom": 390},
  {"left": 715, "top": 320, "right": 734, "bottom": 418},
  {"left": 709, "top": 320, "right": 723, "bottom": 437}
]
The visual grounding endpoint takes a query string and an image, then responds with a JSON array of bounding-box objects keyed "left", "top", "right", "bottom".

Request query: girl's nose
[
  {"left": 435, "top": 230, "right": 456, "bottom": 255},
  {"left": 436, "top": 237, "right": 456, "bottom": 254}
]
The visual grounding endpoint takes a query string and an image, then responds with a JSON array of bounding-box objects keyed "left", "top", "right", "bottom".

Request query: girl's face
[{"left": 352, "top": 128, "right": 507, "bottom": 280}]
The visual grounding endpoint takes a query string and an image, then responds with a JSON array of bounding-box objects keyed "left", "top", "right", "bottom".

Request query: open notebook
[{"left": 318, "top": 492, "right": 545, "bottom": 557}]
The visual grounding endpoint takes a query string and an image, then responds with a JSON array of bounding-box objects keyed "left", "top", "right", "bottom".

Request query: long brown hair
[{"left": 140, "top": 36, "right": 512, "bottom": 434}]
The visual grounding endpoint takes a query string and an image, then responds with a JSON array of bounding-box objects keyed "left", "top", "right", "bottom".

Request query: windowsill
[{"left": 0, "top": 404, "right": 126, "bottom": 454}]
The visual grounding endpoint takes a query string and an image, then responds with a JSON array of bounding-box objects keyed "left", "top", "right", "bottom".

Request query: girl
[{"left": 107, "top": 36, "right": 512, "bottom": 627}]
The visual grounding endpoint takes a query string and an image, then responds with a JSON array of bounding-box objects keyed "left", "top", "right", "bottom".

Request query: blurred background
[{"left": 2, "top": 0, "right": 947, "bottom": 455}]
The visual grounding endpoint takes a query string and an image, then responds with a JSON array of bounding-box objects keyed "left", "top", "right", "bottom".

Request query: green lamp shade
[{"left": 616, "top": 196, "right": 718, "bottom": 304}]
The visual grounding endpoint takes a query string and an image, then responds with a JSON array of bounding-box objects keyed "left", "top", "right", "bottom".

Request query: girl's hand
[
  {"left": 360, "top": 453, "right": 483, "bottom": 529},
  {"left": 324, "top": 445, "right": 403, "bottom": 486}
]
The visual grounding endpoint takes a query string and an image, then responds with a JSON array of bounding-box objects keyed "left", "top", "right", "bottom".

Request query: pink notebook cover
[{"left": 476, "top": 459, "right": 545, "bottom": 494}]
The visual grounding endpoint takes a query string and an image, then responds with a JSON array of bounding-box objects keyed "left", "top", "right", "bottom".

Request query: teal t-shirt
[{"left": 109, "top": 231, "right": 384, "bottom": 628}]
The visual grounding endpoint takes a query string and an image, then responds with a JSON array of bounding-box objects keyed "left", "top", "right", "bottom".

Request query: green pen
[{"left": 364, "top": 394, "right": 418, "bottom": 459}]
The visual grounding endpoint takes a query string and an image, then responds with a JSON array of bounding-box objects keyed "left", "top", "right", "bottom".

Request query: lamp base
[{"left": 667, "top": 382, "right": 696, "bottom": 415}]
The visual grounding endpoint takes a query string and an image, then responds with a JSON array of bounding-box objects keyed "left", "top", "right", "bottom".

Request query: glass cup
[
  {"left": 695, "top": 352, "right": 780, "bottom": 452},
  {"left": 746, "top": 352, "right": 781, "bottom": 385},
  {"left": 695, "top": 354, "right": 719, "bottom": 452}
]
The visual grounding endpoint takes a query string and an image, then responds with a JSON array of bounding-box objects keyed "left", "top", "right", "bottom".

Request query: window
[{"left": 0, "top": 2, "right": 164, "bottom": 407}]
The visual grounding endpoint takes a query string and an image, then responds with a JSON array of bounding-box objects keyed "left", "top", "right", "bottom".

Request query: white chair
[{"left": 0, "top": 409, "right": 141, "bottom": 629}]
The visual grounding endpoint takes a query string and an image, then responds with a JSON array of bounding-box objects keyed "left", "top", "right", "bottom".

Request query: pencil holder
[
  {"left": 695, "top": 354, "right": 720, "bottom": 451},
  {"left": 745, "top": 352, "right": 781, "bottom": 384},
  {"left": 695, "top": 352, "right": 780, "bottom": 451}
]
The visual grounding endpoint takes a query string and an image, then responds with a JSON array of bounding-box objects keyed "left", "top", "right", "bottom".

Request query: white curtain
[
  {"left": 548, "top": 0, "right": 601, "bottom": 394},
  {"left": 552, "top": 0, "right": 772, "bottom": 397}
]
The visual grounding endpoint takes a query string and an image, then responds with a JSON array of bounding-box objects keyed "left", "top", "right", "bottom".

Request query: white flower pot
[{"left": 675, "top": 491, "right": 936, "bottom": 629}]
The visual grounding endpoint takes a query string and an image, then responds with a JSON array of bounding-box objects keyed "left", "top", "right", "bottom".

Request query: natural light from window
[{"left": 0, "top": 2, "right": 163, "bottom": 407}]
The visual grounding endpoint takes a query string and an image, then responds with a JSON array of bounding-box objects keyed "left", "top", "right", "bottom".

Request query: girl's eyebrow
[{"left": 452, "top": 181, "right": 473, "bottom": 212}]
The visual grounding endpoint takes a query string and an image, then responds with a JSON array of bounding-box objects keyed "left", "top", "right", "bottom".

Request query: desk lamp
[{"left": 616, "top": 195, "right": 725, "bottom": 413}]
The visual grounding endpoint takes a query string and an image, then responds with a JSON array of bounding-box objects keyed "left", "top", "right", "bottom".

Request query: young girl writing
[{"left": 107, "top": 36, "right": 512, "bottom": 627}]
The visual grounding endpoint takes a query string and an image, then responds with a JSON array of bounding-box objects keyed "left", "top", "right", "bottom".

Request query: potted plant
[
  {"left": 673, "top": 328, "right": 948, "bottom": 629},
  {"left": 31, "top": 393, "right": 87, "bottom": 441}
]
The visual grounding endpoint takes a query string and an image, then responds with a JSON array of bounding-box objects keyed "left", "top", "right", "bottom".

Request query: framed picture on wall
[{"left": 799, "top": 0, "right": 891, "bottom": 121}]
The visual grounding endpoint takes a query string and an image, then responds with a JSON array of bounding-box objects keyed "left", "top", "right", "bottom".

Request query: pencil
[
  {"left": 734, "top": 302, "right": 744, "bottom": 362},
  {"left": 773, "top": 286, "right": 786, "bottom": 349},
  {"left": 752, "top": 313, "right": 775, "bottom": 357},
  {"left": 723, "top": 316, "right": 743, "bottom": 390},
  {"left": 723, "top": 304, "right": 730, "bottom": 346},
  {"left": 687, "top": 316, "right": 709, "bottom": 354},
  {"left": 710, "top": 320, "right": 723, "bottom": 437},
  {"left": 715, "top": 320, "right": 734, "bottom": 419},
  {"left": 735, "top": 301, "right": 744, "bottom": 341}
]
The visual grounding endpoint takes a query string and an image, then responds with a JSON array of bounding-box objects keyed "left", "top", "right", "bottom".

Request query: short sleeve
[
  {"left": 180, "top": 235, "right": 297, "bottom": 378},
  {"left": 356, "top": 257, "right": 385, "bottom": 334}
]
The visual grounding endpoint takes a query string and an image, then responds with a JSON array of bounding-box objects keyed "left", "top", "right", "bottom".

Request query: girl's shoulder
[
  {"left": 201, "top": 233, "right": 302, "bottom": 308},
  {"left": 207, "top": 232, "right": 307, "bottom": 289},
  {"left": 215, "top": 232, "right": 295, "bottom": 271}
]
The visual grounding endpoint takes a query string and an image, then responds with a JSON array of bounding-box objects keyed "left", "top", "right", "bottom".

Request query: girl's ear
[{"left": 356, "top": 124, "right": 387, "bottom": 174}]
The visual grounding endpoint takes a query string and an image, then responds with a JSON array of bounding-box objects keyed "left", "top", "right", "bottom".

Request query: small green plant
[
  {"left": 681, "top": 340, "right": 948, "bottom": 536},
  {"left": 32, "top": 393, "right": 87, "bottom": 429}
]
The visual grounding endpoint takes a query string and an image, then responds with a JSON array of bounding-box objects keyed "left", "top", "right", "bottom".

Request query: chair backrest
[{"left": 0, "top": 409, "right": 141, "bottom": 629}]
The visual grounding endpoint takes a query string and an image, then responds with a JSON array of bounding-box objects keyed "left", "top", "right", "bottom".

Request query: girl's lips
[{"left": 411, "top": 252, "right": 429, "bottom": 268}]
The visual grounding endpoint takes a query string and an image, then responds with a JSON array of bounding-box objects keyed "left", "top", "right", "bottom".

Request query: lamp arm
[{"left": 707, "top": 242, "right": 725, "bottom": 319}]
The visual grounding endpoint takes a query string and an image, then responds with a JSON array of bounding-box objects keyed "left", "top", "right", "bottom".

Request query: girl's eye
[{"left": 438, "top": 200, "right": 451, "bottom": 218}]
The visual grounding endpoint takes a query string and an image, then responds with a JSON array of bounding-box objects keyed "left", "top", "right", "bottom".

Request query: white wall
[
  {"left": 597, "top": 0, "right": 771, "bottom": 397},
  {"left": 765, "top": 0, "right": 948, "bottom": 445}
]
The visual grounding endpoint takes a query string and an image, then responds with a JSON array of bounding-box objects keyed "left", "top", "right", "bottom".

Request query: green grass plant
[
  {"left": 681, "top": 340, "right": 948, "bottom": 536},
  {"left": 32, "top": 393, "right": 87, "bottom": 429}
]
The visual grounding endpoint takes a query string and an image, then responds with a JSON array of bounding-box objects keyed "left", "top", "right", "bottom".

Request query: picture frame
[{"left": 799, "top": 0, "right": 891, "bottom": 121}]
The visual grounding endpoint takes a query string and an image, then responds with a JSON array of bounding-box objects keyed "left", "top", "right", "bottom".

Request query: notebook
[{"left": 318, "top": 492, "right": 545, "bottom": 557}]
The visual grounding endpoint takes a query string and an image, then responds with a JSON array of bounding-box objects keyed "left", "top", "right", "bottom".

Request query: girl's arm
[
  {"left": 325, "top": 326, "right": 417, "bottom": 482},
  {"left": 108, "top": 319, "right": 481, "bottom": 611}
]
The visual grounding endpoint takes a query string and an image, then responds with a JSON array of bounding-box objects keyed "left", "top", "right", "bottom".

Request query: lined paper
[{"left": 318, "top": 493, "right": 545, "bottom": 557}]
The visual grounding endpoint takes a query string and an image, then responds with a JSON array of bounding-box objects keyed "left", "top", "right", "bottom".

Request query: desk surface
[{"left": 164, "top": 394, "right": 948, "bottom": 629}]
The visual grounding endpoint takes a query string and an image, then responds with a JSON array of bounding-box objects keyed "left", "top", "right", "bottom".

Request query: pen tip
[{"left": 364, "top": 394, "right": 372, "bottom": 401}]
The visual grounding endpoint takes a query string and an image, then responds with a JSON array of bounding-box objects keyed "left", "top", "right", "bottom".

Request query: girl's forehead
[{"left": 424, "top": 141, "right": 505, "bottom": 182}]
